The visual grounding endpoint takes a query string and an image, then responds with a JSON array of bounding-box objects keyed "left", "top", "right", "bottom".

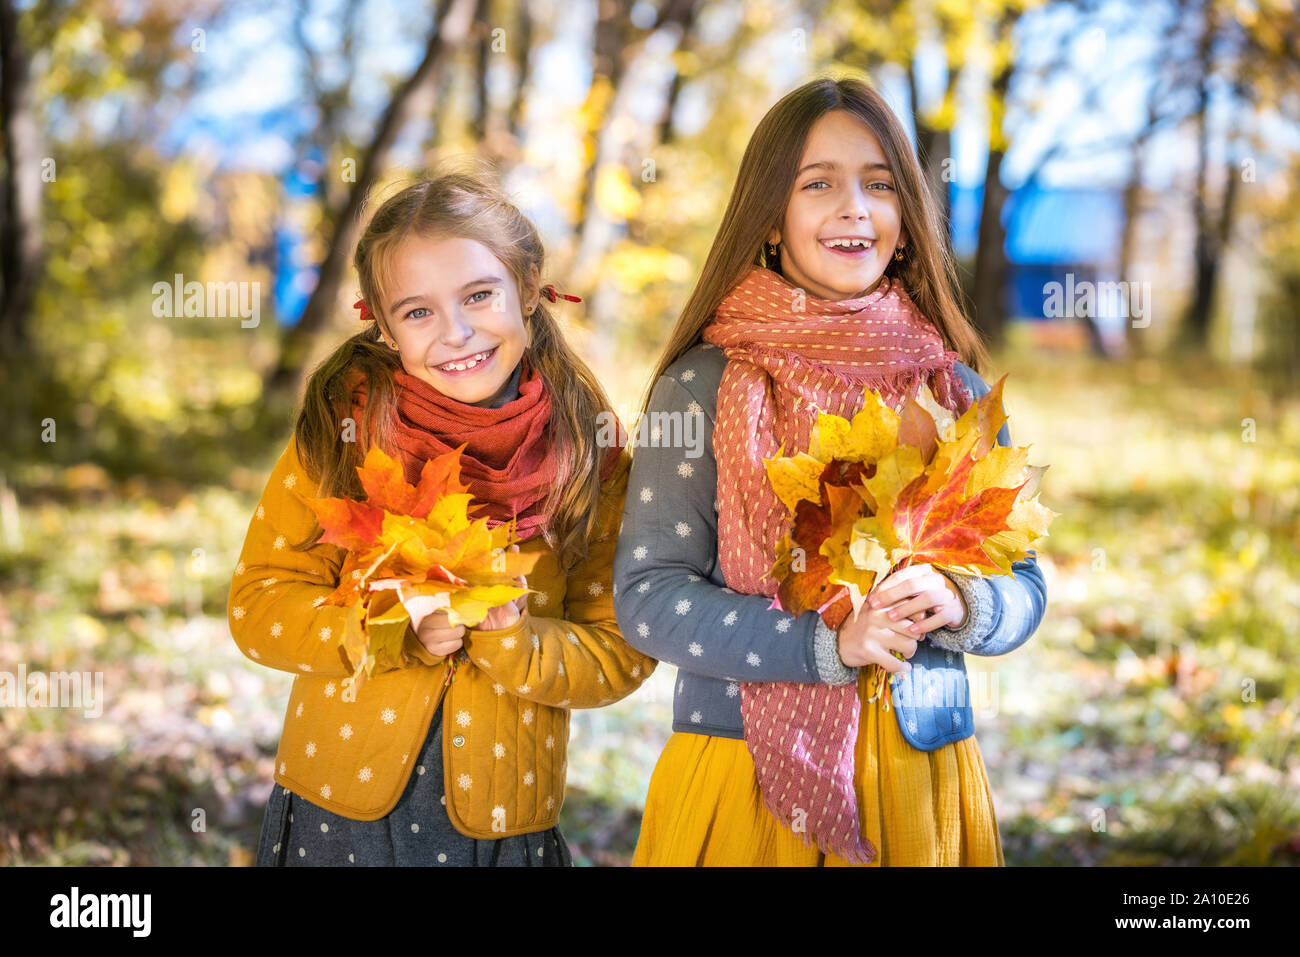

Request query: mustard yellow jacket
[{"left": 227, "top": 435, "right": 655, "bottom": 838}]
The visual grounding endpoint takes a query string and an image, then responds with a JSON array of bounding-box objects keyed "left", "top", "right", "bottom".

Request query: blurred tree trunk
[
  {"left": 505, "top": 0, "right": 535, "bottom": 142},
  {"left": 972, "top": 149, "right": 1009, "bottom": 350},
  {"left": 569, "top": 0, "right": 698, "bottom": 385},
  {"left": 291, "top": 0, "right": 363, "bottom": 219},
  {"left": 573, "top": 0, "right": 697, "bottom": 265},
  {"left": 908, "top": 61, "right": 953, "bottom": 229},
  {"left": 571, "top": 0, "right": 635, "bottom": 236},
  {"left": 264, "top": 0, "right": 481, "bottom": 404},
  {"left": 1182, "top": 0, "right": 1244, "bottom": 352},
  {"left": 971, "top": 8, "right": 1017, "bottom": 351},
  {"left": 470, "top": 0, "right": 490, "bottom": 143},
  {"left": 1116, "top": 157, "right": 1143, "bottom": 355},
  {"left": 1183, "top": 0, "right": 1216, "bottom": 349},
  {"left": 655, "top": 52, "right": 689, "bottom": 147},
  {"left": 1184, "top": 0, "right": 1300, "bottom": 359},
  {"left": 1118, "top": 8, "right": 1188, "bottom": 357},
  {"left": 0, "top": 0, "right": 43, "bottom": 357}
]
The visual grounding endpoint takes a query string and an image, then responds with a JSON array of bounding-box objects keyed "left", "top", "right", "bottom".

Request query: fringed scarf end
[{"left": 758, "top": 790, "right": 878, "bottom": 866}]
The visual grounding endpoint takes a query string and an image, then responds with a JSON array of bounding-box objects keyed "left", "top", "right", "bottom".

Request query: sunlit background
[{"left": 1, "top": 0, "right": 1298, "bottom": 866}]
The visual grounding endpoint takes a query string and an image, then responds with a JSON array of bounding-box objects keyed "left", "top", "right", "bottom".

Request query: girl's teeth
[{"left": 440, "top": 349, "right": 491, "bottom": 372}]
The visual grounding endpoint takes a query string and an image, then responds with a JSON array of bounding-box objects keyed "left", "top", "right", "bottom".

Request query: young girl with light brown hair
[{"left": 229, "top": 163, "right": 655, "bottom": 866}]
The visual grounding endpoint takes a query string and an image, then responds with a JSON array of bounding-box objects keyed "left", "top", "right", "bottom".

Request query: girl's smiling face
[
  {"left": 379, "top": 234, "right": 537, "bottom": 406},
  {"left": 768, "top": 109, "right": 905, "bottom": 301}
]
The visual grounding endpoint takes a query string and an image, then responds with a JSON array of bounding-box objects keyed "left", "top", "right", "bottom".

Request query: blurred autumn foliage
[{"left": 1, "top": 0, "right": 1298, "bottom": 865}]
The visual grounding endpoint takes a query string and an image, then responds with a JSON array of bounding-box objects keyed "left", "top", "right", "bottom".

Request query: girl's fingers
[
  {"left": 869, "top": 564, "right": 935, "bottom": 608},
  {"left": 421, "top": 624, "right": 465, "bottom": 642},
  {"left": 865, "top": 605, "right": 925, "bottom": 641},
  {"left": 423, "top": 637, "right": 463, "bottom": 657},
  {"left": 884, "top": 593, "right": 944, "bottom": 624},
  {"left": 870, "top": 646, "right": 912, "bottom": 674},
  {"left": 904, "top": 610, "right": 950, "bottom": 635},
  {"left": 873, "top": 563, "right": 924, "bottom": 591},
  {"left": 877, "top": 621, "right": 921, "bottom": 653}
]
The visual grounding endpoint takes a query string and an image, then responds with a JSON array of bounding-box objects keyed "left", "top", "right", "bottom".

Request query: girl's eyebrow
[
  {"left": 796, "top": 160, "right": 892, "bottom": 176},
  {"left": 389, "top": 275, "right": 505, "bottom": 313}
]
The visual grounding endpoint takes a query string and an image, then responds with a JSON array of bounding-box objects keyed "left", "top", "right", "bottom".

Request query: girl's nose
[
  {"left": 839, "top": 184, "right": 871, "bottom": 221},
  {"left": 439, "top": 311, "right": 474, "bottom": 345}
]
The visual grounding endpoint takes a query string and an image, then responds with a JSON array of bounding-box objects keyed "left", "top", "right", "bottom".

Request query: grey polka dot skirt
[{"left": 255, "top": 700, "right": 572, "bottom": 866}]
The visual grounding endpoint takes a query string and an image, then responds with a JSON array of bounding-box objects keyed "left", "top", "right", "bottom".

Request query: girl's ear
[{"left": 522, "top": 262, "right": 541, "bottom": 315}]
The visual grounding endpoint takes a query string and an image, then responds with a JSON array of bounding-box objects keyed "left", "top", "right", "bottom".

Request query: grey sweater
[{"left": 611, "top": 340, "right": 1045, "bottom": 740}]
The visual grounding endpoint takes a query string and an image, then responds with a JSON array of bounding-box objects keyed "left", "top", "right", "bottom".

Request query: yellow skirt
[{"left": 633, "top": 665, "right": 1005, "bottom": 866}]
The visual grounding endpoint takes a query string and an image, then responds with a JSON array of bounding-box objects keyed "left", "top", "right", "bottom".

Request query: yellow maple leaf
[
  {"left": 811, "top": 387, "right": 900, "bottom": 463},
  {"left": 764, "top": 447, "right": 827, "bottom": 511}
]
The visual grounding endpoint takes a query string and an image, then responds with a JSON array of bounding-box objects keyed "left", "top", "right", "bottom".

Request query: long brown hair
[
  {"left": 290, "top": 161, "right": 618, "bottom": 573},
  {"left": 637, "top": 74, "right": 989, "bottom": 421}
]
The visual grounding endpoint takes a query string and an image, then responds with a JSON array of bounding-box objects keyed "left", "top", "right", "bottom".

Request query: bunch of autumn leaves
[
  {"left": 295, "top": 446, "right": 538, "bottom": 691},
  {"left": 765, "top": 375, "right": 1056, "bottom": 631}
]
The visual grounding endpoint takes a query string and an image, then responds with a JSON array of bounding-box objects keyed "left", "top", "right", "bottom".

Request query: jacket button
[{"left": 452, "top": 735, "right": 465, "bottom": 747}]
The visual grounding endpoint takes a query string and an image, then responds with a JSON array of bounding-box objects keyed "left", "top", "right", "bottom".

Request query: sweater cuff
[
  {"left": 812, "top": 614, "right": 859, "bottom": 685},
  {"left": 928, "top": 572, "right": 996, "bottom": 653}
]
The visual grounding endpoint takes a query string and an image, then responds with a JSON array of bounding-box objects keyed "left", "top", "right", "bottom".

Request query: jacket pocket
[{"left": 890, "top": 643, "right": 975, "bottom": 751}]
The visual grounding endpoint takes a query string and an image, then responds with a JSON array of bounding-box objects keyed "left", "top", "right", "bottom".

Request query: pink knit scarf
[{"left": 701, "top": 266, "right": 974, "bottom": 864}]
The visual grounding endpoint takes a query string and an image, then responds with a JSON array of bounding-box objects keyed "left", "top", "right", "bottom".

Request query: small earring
[
  {"left": 767, "top": 242, "right": 778, "bottom": 257},
  {"left": 894, "top": 245, "right": 906, "bottom": 262}
]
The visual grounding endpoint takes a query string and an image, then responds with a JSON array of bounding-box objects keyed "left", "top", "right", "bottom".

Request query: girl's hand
[
  {"left": 835, "top": 564, "right": 966, "bottom": 672},
  {"left": 413, "top": 608, "right": 467, "bottom": 658},
  {"left": 867, "top": 563, "right": 967, "bottom": 636},
  {"left": 394, "top": 584, "right": 446, "bottom": 636},
  {"left": 835, "top": 597, "right": 922, "bottom": 673}
]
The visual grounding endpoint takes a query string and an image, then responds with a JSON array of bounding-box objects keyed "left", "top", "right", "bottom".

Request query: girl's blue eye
[
  {"left": 869, "top": 182, "right": 894, "bottom": 191},
  {"left": 466, "top": 290, "right": 492, "bottom": 304},
  {"left": 405, "top": 307, "right": 429, "bottom": 320}
]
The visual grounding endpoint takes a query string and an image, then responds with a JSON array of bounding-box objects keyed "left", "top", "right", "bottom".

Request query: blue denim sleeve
[
  {"left": 612, "top": 372, "right": 851, "bottom": 683},
  {"left": 928, "top": 363, "right": 1048, "bottom": 657}
]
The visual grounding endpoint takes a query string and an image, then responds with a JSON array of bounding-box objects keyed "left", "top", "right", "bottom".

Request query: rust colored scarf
[
  {"left": 701, "top": 266, "right": 974, "bottom": 864},
  {"left": 350, "top": 354, "right": 621, "bottom": 542}
]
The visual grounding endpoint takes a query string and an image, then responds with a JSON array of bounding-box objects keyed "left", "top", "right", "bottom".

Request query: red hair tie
[
  {"left": 542, "top": 284, "right": 581, "bottom": 304},
  {"left": 353, "top": 298, "right": 373, "bottom": 322}
]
